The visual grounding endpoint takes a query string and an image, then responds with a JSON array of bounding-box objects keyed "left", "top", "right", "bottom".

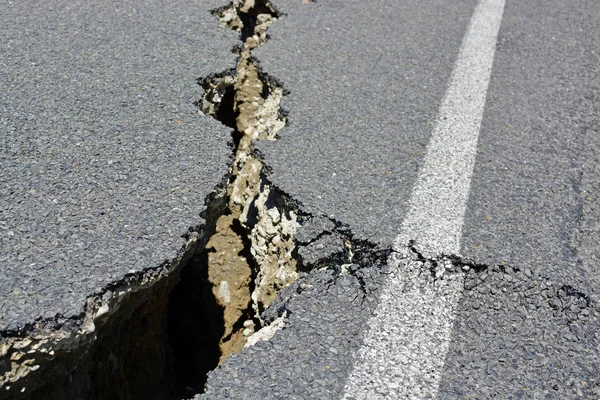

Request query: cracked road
[
  {"left": 2, "top": 0, "right": 600, "bottom": 399},
  {"left": 206, "top": 0, "right": 600, "bottom": 398}
]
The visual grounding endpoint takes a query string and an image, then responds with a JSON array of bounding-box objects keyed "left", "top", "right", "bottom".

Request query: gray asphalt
[
  {"left": 443, "top": 0, "right": 600, "bottom": 397},
  {"left": 204, "top": 0, "right": 600, "bottom": 398},
  {"left": 2, "top": 0, "right": 599, "bottom": 398},
  {"left": 0, "top": 0, "right": 237, "bottom": 331},
  {"left": 460, "top": 0, "right": 600, "bottom": 294}
]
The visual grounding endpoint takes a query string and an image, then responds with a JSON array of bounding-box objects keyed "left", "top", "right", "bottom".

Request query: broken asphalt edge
[{"left": 2, "top": 0, "right": 599, "bottom": 398}]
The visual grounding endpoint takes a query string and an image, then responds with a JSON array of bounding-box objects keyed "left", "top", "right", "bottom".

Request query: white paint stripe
[
  {"left": 343, "top": 1, "right": 505, "bottom": 398},
  {"left": 343, "top": 255, "right": 464, "bottom": 400},
  {"left": 395, "top": 0, "right": 506, "bottom": 257}
]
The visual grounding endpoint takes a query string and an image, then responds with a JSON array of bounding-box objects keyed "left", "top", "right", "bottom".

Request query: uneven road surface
[
  {"left": 205, "top": 0, "right": 600, "bottom": 399},
  {"left": 2, "top": 0, "right": 599, "bottom": 399}
]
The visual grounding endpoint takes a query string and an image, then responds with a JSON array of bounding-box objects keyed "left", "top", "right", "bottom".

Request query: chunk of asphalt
[
  {"left": 0, "top": 0, "right": 237, "bottom": 334},
  {"left": 201, "top": 245, "right": 599, "bottom": 399},
  {"left": 297, "top": 234, "right": 346, "bottom": 269},
  {"left": 254, "top": 0, "right": 476, "bottom": 246},
  {"left": 294, "top": 215, "right": 336, "bottom": 245},
  {"left": 1, "top": 0, "right": 237, "bottom": 397}
]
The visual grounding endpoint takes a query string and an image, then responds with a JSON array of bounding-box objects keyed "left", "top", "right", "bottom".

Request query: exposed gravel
[{"left": 438, "top": 264, "right": 600, "bottom": 399}]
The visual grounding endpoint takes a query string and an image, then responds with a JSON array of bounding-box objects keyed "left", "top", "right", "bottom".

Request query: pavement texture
[
  {"left": 442, "top": 0, "right": 600, "bottom": 397},
  {"left": 0, "top": 0, "right": 237, "bottom": 331},
  {"left": 204, "top": 254, "right": 600, "bottom": 399},
  {"left": 438, "top": 263, "right": 600, "bottom": 399},
  {"left": 460, "top": 0, "right": 600, "bottom": 293},
  {"left": 2, "top": 0, "right": 599, "bottom": 398}
]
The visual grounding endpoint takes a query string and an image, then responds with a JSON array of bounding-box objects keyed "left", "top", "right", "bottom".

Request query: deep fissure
[
  {"left": 166, "top": 0, "right": 301, "bottom": 396},
  {"left": 3, "top": 1, "right": 598, "bottom": 399},
  {"left": 0, "top": 0, "right": 297, "bottom": 398}
]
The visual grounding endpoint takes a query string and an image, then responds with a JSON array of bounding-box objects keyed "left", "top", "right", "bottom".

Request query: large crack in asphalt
[
  {"left": 3, "top": 1, "right": 599, "bottom": 399},
  {"left": 0, "top": 1, "right": 389, "bottom": 399}
]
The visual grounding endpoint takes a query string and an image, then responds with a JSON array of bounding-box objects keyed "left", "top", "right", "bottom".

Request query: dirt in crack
[
  {"left": 0, "top": 2, "right": 297, "bottom": 399},
  {"left": 167, "top": 0, "right": 297, "bottom": 396}
]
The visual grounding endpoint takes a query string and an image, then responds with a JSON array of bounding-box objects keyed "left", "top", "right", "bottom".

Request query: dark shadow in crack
[{"left": 166, "top": 250, "right": 224, "bottom": 399}]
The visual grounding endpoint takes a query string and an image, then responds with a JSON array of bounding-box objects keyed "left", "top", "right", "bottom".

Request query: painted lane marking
[
  {"left": 395, "top": 0, "right": 507, "bottom": 257},
  {"left": 342, "top": 0, "right": 505, "bottom": 398}
]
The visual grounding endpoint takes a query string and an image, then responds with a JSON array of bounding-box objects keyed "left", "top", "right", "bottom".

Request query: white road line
[
  {"left": 343, "top": 0, "right": 505, "bottom": 398},
  {"left": 395, "top": 0, "right": 506, "bottom": 257}
]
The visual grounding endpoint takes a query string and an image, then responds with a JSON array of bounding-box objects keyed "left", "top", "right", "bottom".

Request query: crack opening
[
  {"left": 196, "top": 72, "right": 237, "bottom": 129},
  {"left": 166, "top": 251, "right": 223, "bottom": 398},
  {"left": 165, "top": 0, "right": 300, "bottom": 396},
  {"left": 213, "top": 0, "right": 280, "bottom": 49},
  {"left": 0, "top": 1, "right": 400, "bottom": 398}
]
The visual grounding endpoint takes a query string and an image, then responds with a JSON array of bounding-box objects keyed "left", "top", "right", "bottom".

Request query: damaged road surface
[
  {"left": 0, "top": 0, "right": 242, "bottom": 398},
  {"left": 2, "top": 0, "right": 600, "bottom": 400},
  {"left": 204, "top": 0, "right": 600, "bottom": 399}
]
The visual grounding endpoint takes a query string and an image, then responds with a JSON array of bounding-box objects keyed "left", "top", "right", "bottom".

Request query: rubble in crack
[
  {"left": 199, "top": 0, "right": 299, "bottom": 362},
  {"left": 246, "top": 186, "right": 298, "bottom": 313},
  {"left": 214, "top": 0, "right": 278, "bottom": 49},
  {"left": 198, "top": 73, "right": 236, "bottom": 127}
]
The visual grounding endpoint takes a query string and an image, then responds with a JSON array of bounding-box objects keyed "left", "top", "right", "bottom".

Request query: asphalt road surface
[
  {"left": 1, "top": 0, "right": 236, "bottom": 331},
  {"left": 2, "top": 0, "right": 599, "bottom": 398},
  {"left": 205, "top": 0, "right": 600, "bottom": 398}
]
